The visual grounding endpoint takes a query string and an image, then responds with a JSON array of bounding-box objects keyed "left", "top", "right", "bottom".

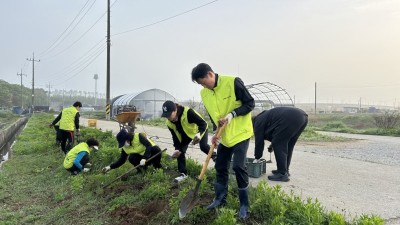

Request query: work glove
[
  {"left": 84, "top": 163, "right": 92, "bottom": 168},
  {"left": 48, "top": 123, "right": 54, "bottom": 128},
  {"left": 218, "top": 112, "right": 233, "bottom": 126},
  {"left": 192, "top": 133, "right": 201, "bottom": 145},
  {"left": 252, "top": 158, "right": 262, "bottom": 163},
  {"left": 102, "top": 166, "right": 111, "bottom": 173},
  {"left": 83, "top": 168, "right": 91, "bottom": 173},
  {"left": 140, "top": 159, "right": 146, "bottom": 166},
  {"left": 171, "top": 150, "right": 182, "bottom": 159}
]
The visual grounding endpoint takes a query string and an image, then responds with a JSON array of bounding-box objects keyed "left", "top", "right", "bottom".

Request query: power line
[
  {"left": 41, "top": 0, "right": 99, "bottom": 60},
  {"left": 113, "top": 0, "right": 220, "bottom": 36},
  {"left": 38, "top": 0, "right": 92, "bottom": 58},
  {"left": 38, "top": 38, "right": 106, "bottom": 83}
]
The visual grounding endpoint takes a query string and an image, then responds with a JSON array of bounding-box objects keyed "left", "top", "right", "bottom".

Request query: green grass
[{"left": 0, "top": 113, "right": 384, "bottom": 225}]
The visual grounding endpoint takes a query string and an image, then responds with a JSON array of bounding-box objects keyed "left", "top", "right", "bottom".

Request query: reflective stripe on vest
[
  {"left": 123, "top": 133, "right": 155, "bottom": 155},
  {"left": 201, "top": 75, "right": 253, "bottom": 147},
  {"left": 63, "top": 142, "right": 90, "bottom": 169},
  {"left": 166, "top": 107, "right": 208, "bottom": 142},
  {"left": 59, "top": 106, "right": 78, "bottom": 131}
]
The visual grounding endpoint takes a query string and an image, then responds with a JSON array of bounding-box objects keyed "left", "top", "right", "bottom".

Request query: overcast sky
[{"left": 1, "top": 0, "right": 400, "bottom": 106}]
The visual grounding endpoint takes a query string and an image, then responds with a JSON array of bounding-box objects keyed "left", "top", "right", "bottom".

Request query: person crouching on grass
[
  {"left": 63, "top": 137, "right": 99, "bottom": 175},
  {"left": 161, "top": 100, "right": 217, "bottom": 183},
  {"left": 102, "top": 129, "right": 162, "bottom": 174}
]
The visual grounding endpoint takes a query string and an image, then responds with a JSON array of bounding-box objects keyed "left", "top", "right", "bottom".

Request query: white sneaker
[{"left": 174, "top": 173, "right": 188, "bottom": 183}]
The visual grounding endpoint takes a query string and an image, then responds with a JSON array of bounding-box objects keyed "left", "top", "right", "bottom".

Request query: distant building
[{"left": 111, "top": 89, "right": 176, "bottom": 120}]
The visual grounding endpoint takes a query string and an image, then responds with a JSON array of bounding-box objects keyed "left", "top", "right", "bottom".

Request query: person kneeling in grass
[
  {"left": 63, "top": 137, "right": 99, "bottom": 175},
  {"left": 102, "top": 129, "right": 162, "bottom": 174}
]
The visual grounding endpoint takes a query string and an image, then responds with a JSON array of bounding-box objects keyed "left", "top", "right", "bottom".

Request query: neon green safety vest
[
  {"left": 166, "top": 106, "right": 208, "bottom": 143},
  {"left": 59, "top": 106, "right": 78, "bottom": 131},
  {"left": 200, "top": 75, "right": 253, "bottom": 147},
  {"left": 63, "top": 142, "right": 91, "bottom": 169},
  {"left": 123, "top": 133, "right": 156, "bottom": 155}
]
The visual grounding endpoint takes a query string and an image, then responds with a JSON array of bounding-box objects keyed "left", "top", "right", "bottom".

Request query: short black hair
[
  {"left": 73, "top": 101, "right": 82, "bottom": 107},
  {"left": 86, "top": 137, "right": 99, "bottom": 147},
  {"left": 191, "top": 63, "right": 213, "bottom": 82}
]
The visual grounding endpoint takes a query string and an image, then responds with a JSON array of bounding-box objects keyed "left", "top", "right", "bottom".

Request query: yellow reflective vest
[
  {"left": 200, "top": 75, "right": 253, "bottom": 147},
  {"left": 63, "top": 142, "right": 90, "bottom": 169},
  {"left": 166, "top": 106, "right": 207, "bottom": 143},
  {"left": 59, "top": 106, "right": 78, "bottom": 131},
  {"left": 123, "top": 133, "right": 155, "bottom": 155}
]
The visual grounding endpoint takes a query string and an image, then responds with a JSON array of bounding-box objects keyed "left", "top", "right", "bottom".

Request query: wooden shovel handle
[{"left": 198, "top": 123, "right": 226, "bottom": 180}]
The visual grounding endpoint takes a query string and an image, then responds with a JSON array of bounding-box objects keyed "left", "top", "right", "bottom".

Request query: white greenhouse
[{"left": 111, "top": 89, "right": 176, "bottom": 120}]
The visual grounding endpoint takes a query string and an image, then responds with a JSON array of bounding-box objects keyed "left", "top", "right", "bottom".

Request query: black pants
[
  {"left": 215, "top": 139, "right": 250, "bottom": 189},
  {"left": 177, "top": 132, "right": 210, "bottom": 174},
  {"left": 66, "top": 154, "right": 89, "bottom": 175},
  {"left": 272, "top": 115, "right": 308, "bottom": 174},
  {"left": 60, "top": 130, "right": 74, "bottom": 154},
  {"left": 54, "top": 126, "right": 62, "bottom": 144},
  {"left": 128, "top": 146, "right": 162, "bottom": 170}
]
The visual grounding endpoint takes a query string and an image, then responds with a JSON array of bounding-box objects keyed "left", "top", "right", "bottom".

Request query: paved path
[{"left": 81, "top": 118, "right": 400, "bottom": 224}]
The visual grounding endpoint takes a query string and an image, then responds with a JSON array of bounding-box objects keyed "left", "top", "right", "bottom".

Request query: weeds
[{"left": 0, "top": 113, "right": 385, "bottom": 225}]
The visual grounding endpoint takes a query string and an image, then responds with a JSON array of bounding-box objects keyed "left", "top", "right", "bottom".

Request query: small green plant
[
  {"left": 70, "top": 175, "right": 85, "bottom": 192},
  {"left": 212, "top": 208, "right": 237, "bottom": 225}
]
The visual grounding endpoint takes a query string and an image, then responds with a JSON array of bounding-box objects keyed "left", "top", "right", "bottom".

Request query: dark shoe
[
  {"left": 207, "top": 183, "right": 227, "bottom": 210},
  {"left": 238, "top": 187, "right": 249, "bottom": 220},
  {"left": 268, "top": 173, "right": 290, "bottom": 182},
  {"left": 272, "top": 170, "right": 290, "bottom": 176}
]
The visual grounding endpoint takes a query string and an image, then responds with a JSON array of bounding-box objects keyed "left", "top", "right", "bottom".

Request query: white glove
[
  {"left": 102, "top": 166, "right": 111, "bottom": 173},
  {"left": 140, "top": 159, "right": 146, "bottom": 166},
  {"left": 85, "top": 163, "right": 92, "bottom": 168},
  {"left": 192, "top": 133, "right": 201, "bottom": 145},
  {"left": 171, "top": 150, "right": 182, "bottom": 159},
  {"left": 83, "top": 168, "right": 91, "bottom": 173},
  {"left": 224, "top": 112, "right": 233, "bottom": 124},
  {"left": 253, "top": 159, "right": 261, "bottom": 163}
]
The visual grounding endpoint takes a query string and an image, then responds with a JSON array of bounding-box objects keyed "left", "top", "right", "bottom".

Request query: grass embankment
[
  {"left": 0, "top": 111, "right": 20, "bottom": 130},
  {"left": 308, "top": 114, "right": 400, "bottom": 136},
  {"left": 0, "top": 113, "right": 384, "bottom": 224}
]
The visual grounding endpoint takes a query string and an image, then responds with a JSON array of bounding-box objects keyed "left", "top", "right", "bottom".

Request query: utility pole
[
  {"left": 106, "top": 0, "right": 111, "bottom": 120},
  {"left": 314, "top": 82, "right": 317, "bottom": 115},
  {"left": 94, "top": 74, "right": 98, "bottom": 106},
  {"left": 17, "top": 69, "right": 27, "bottom": 108},
  {"left": 26, "top": 52, "right": 40, "bottom": 112},
  {"left": 46, "top": 82, "right": 52, "bottom": 108}
]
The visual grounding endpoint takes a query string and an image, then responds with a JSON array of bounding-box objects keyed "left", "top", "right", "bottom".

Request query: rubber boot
[
  {"left": 207, "top": 183, "right": 227, "bottom": 210},
  {"left": 238, "top": 187, "right": 249, "bottom": 219}
]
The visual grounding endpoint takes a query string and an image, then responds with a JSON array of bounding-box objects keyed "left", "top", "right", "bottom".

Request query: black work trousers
[
  {"left": 272, "top": 115, "right": 308, "bottom": 174},
  {"left": 177, "top": 132, "right": 210, "bottom": 174},
  {"left": 215, "top": 139, "right": 250, "bottom": 189},
  {"left": 59, "top": 130, "right": 74, "bottom": 154},
  {"left": 128, "top": 146, "right": 162, "bottom": 170},
  {"left": 66, "top": 154, "right": 89, "bottom": 175}
]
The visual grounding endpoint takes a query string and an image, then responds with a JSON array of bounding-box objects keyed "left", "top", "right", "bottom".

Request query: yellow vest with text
[
  {"left": 123, "top": 133, "right": 156, "bottom": 155},
  {"left": 200, "top": 75, "right": 253, "bottom": 147},
  {"left": 166, "top": 107, "right": 208, "bottom": 143},
  {"left": 63, "top": 142, "right": 90, "bottom": 169},
  {"left": 59, "top": 106, "right": 78, "bottom": 131}
]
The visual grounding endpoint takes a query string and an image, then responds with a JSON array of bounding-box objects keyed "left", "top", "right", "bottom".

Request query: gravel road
[{"left": 80, "top": 119, "right": 400, "bottom": 224}]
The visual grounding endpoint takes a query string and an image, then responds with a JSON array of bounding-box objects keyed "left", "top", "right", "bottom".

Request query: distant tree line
[{"left": 0, "top": 79, "right": 105, "bottom": 108}]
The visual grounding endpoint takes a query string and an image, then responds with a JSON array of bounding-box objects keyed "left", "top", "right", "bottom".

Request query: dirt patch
[{"left": 111, "top": 200, "right": 168, "bottom": 225}]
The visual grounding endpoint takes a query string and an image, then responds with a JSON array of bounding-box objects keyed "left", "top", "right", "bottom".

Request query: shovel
[
  {"left": 102, "top": 148, "right": 167, "bottom": 189},
  {"left": 178, "top": 124, "right": 226, "bottom": 219}
]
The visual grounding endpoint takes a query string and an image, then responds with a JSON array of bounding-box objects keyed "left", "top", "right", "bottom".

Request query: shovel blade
[{"left": 178, "top": 189, "right": 199, "bottom": 219}]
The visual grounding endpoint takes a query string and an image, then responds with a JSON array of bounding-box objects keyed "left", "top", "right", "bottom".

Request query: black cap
[
  {"left": 116, "top": 129, "right": 128, "bottom": 148},
  {"left": 161, "top": 100, "right": 176, "bottom": 118}
]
